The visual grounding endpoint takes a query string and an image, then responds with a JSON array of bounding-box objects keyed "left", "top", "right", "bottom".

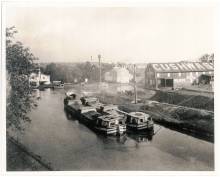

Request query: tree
[
  {"left": 6, "top": 26, "right": 37, "bottom": 131},
  {"left": 199, "top": 53, "right": 214, "bottom": 63}
]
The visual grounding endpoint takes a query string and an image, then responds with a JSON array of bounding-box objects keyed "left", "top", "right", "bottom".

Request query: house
[{"left": 104, "top": 67, "right": 132, "bottom": 83}]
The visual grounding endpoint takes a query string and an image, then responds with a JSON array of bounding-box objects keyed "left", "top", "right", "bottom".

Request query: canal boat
[
  {"left": 96, "top": 104, "right": 127, "bottom": 134},
  {"left": 126, "top": 112, "right": 154, "bottom": 131},
  {"left": 52, "top": 81, "right": 64, "bottom": 89},
  {"left": 79, "top": 106, "right": 101, "bottom": 125},
  {"left": 80, "top": 96, "right": 100, "bottom": 106},
  {"left": 94, "top": 114, "right": 126, "bottom": 135},
  {"left": 64, "top": 92, "right": 77, "bottom": 106},
  {"left": 64, "top": 97, "right": 126, "bottom": 136}
]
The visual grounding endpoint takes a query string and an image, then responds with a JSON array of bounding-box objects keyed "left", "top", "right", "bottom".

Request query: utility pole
[
  {"left": 134, "top": 64, "right": 137, "bottom": 104},
  {"left": 98, "top": 54, "right": 101, "bottom": 84}
]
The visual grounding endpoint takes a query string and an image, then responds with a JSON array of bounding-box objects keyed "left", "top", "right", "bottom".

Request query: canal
[{"left": 20, "top": 88, "right": 214, "bottom": 170}]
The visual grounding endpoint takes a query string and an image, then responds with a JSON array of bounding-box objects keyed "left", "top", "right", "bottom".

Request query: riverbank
[
  {"left": 7, "top": 88, "right": 213, "bottom": 170},
  {"left": 151, "top": 90, "right": 214, "bottom": 111},
  {"left": 78, "top": 83, "right": 214, "bottom": 141},
  {"left": 118, "top": 102, "right": 214, "bottom": 142},
  {"left": 7, "top": 136, "right": 52, "bottom": 171}
]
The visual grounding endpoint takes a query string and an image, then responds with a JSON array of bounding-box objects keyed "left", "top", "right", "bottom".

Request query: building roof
[{"left": 148, "top": 62, "right": 213, "bottom": 73}]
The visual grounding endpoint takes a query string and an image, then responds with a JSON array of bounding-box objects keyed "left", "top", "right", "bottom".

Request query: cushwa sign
[{"left": 152, "top": 62, "right": 213, "bottom": 72}]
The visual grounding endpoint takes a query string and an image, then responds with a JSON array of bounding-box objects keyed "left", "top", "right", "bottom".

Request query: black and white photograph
[{"left": 0, "top": 0, "right": 219, "bottom": 174}]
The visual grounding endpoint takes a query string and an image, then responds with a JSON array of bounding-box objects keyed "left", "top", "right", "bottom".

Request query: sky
[{"left": 5, "top": 5, "right": 215, "bottom": 63}]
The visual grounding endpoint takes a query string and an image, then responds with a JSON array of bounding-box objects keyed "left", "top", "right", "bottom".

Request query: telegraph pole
[
  {"left": 134, "top": 64, "right": 137, "bottom": 104},
  {"left": 98, "top": 54, "right": 101, "bottom": 84}
]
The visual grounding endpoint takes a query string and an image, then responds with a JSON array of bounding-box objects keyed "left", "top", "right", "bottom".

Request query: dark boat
[
  {"left": 94, "top": 115, "right": 124, "bottom": 135},
  {"left": 97, "top": 104, "right": 127, "bottom": 134},
  {"left": 126, "top": 112, "right": 154, "bottom": 131},
  {"left": 97, "top": 105, "right": 154, "bottom": 132}
]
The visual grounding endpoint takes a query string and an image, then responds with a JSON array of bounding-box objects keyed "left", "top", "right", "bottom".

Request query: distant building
[
  {"left": 145, "top": 62, "right": 214, "bottom": 90},
  {"left": 104, "top": 67, "right": 132, "bottom": 83},
  {"left": 29, "top": 69, "right": 50, "bottom": 87}
]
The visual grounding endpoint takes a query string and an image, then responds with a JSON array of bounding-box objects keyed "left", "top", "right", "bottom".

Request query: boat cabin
[
  {"left": 52, "top": 81, "right": 64, "bottom": 88},
  {"left": 96, "top": 115, "right": 119, "bottom": 128},
  {"left": 80, "top": 96, "right": 99, "bottom": 106},
  {"left": 126, "top": 112, "right": 152, "bottom": 125}
]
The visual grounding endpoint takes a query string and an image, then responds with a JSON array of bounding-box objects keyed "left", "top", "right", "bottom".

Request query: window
[
  {"left": 168, "top": 73, "right": 170, "bottom": 77},
  {"left": 109, "top": 122, "right": 115, "bottom": 127},
  {"left": 178, "top": 73, "right": 181, "bottom": 77}
]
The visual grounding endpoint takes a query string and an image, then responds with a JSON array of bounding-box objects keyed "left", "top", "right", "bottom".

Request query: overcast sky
[{"left": 6, "top": 5, "right": 215, "bottom": 63}]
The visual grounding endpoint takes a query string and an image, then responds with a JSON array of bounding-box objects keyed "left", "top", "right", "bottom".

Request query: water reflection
[
  {"left": 127, "top": 130, "right": 154, "bottom": 143},
  {"left": 64, "top": 107, "right": 155, "bottom": 146},
  {"left": 21, "top": 89, "right": 214, "bottom": 170}
]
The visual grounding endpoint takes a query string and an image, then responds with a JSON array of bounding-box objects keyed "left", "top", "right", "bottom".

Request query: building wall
[
  {"left": 104, "top": 67, "right": 132, "bottom": 83},
  {"left": 104, "top": 71, "right": 117, "bottom": 82},
  {"left": 145, "top": 64, "right": 157, "bottom": 89},
  {"left": 145, "top": 63, "right": 214, "bottom": 89}
]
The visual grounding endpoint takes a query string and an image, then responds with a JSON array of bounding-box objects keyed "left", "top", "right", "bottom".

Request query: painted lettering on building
[{"left": 151, "top": 62, "right": 213, "bottom": 72}]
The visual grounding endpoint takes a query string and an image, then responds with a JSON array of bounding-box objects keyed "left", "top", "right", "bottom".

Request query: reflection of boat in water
[
  {"left": 127, "top": 129, "right": 154, "bottom": 143},
  {"left": 97, "top": 134, "right": 128, "bottom": 145}
]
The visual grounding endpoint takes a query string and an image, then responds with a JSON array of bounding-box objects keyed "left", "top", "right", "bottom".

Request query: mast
[
  {"left": 134, "top": 64, "right": 137, "bottom": 104},
  {"left": 98, "top": 54, "right": 101, "bottom": 84}
]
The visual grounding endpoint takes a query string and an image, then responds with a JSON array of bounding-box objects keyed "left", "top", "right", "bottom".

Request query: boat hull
[
  {"left": 65, "top": 104, "right": 126, "bottom": 136},
  {"left": 94, "top": 126, "right": 117, "bottom": 136},
  {"left": 126, "top": 121, "right": 154, "bottom": 132}
]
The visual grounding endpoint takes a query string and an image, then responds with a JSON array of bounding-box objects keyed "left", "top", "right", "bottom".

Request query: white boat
[{"left": 52, "top": 81, "right": 64, "bottom": 89}]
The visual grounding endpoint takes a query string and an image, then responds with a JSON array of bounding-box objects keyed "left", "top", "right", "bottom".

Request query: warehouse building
[{"left": 145, "top": 62, "right": 214, "bottom": 90}]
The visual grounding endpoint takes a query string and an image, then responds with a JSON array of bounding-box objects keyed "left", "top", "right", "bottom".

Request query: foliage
[
  {"left": 199, "top": 53, "right": 214, "bottom": 63},
  {"left": 42, "top": 62, "right": 114, "bottom": 83},
  {"left": 6, "top": 26, "right": 37, "bottom": 131}
]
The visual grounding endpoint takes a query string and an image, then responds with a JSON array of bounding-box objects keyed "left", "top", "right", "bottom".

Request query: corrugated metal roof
[{"left": 149, "top": 62, "right": 214, "bottom": 73}]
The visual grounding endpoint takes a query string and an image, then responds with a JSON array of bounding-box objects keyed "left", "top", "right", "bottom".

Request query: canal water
[{"left": 20, "top": 88, "right": 214, "bottom": 170}]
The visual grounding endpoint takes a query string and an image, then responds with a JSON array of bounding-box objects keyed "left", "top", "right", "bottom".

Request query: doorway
[{"left": 159, "top": 79, "right": 173, "bottom": 88}]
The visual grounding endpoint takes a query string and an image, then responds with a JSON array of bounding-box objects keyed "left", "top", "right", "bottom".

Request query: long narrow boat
[
  {"left": 97, "top": 105, "right": 154, "bottom": 132},
  {"left": 64, "top": 96, "right": 125, "bottom": 136}
]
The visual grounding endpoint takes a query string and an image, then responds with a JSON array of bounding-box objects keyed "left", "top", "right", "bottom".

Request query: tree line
[
  {"left": 40, "top": 62, "right": 114, "bottom": 83},
  {"left": 6, "top": 26, "right": 38, "bottom": 131}
]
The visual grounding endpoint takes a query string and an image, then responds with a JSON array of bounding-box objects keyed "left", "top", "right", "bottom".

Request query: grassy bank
[
  {"left": 151, "top": 90, "right": 214, "bottom": 111},
  {"left": 119, "top": 102, "right": 214, "bottom": 142},
  {"left": 7, "top": 136, "right": 53, "bottom": 171}
]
